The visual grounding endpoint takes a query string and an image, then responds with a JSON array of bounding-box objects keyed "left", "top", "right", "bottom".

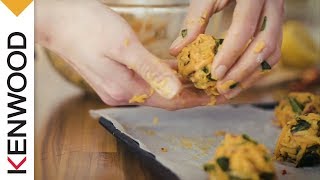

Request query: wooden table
[{"left": 35, "top": 47, "right": 159, "bottom": 180}]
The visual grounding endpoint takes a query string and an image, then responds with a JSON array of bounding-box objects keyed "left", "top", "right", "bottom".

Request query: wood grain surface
[{"left": 35, "top": 47, "right": 158, "bottom": 180}]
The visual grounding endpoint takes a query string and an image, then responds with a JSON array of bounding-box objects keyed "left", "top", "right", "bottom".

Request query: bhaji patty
[
  {"left": 274, "top": 92, "right": 320, "bottom": 127},
  {"left": 204, "top": 134, "right": 276, "bottom": 180},
  {"left": 177, "top": 34, "right": 223, "bottom": 97},
  {"left": 275, "top": 113, "right": 320, "bottom": 167}
]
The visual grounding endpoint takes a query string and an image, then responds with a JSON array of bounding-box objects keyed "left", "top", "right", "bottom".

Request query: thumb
[
  {"left": 99, "top": 14, "right": 182, "bottom": 99},
  {"left": 117, "top": 42, "right": 182, "bottom": 99}
]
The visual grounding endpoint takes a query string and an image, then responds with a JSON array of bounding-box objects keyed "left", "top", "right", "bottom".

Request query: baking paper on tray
[{"left": 91, "top": 105, "right": 320, "bottom": 180}]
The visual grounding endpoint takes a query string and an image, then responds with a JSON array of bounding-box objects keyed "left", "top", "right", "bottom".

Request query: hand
[
  {"left": 170, "top": 0, "right": 284, "bottom": 99},
  {"left": 36, "top": 0, "right": 225, "bottom": 110}
]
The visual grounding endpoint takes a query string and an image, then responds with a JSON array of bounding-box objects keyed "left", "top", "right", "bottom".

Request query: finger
[
  {"left": 109, "top": 36, "right": 182, "bottom": 99},
  {"left": 217, "top": 0, "right": 283, "bottom": 96},
  {"left": 91, "top": 9, "right": 182, "bottom": 99},
  {"left": 80, "top": 56, "right": 148, "bottom": 105},
  {"left": 211, "top": 0, "right": 265, "bottom": 80},
  {"left": 125, "top": 74, "right": 227, "bottom": 109},
  {"left": 222, "top": 46, "right": 281, "bottom": 99},
  {"left": 144, "top": 87, "right": 227, "bottom": 110},
  {"left": 162, "top": 60, "right": 193, "bottom": 83},
  {"left": 163, "top": 59, "right": 178, "bottom": 71},
  {"left": 169, "top": 0, "right": 217, "bottom": 56}
]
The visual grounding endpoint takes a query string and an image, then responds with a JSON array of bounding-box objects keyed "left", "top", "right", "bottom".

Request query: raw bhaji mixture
[
  {"left": 177, "top": 34, "right": 223, "bottom": 98},
  {"left": 274, "top": 92, "right": 320, "bottom": 167},
  {"left": 204, "top": 134, "right": 276, "bottom": 180},
  {"left": 203, "top": 93, "right": 320, "bottom": 179},
  {"left": 275, "top": 113, "right": 320, "bottom": 167},
  {"left": 274, "top": 92, "right": 320, "bottom": 127}
]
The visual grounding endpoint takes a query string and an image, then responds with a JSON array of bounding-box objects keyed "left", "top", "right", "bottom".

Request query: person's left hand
[
  {"left": 170, "top": 0, "right": 284, "bottom": 99},
  {"left": 36, "top": 0, "right": 226, "bottom": 110}
]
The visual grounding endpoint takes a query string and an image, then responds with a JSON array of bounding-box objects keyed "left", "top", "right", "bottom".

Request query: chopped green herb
[
  {"left": 202, "top": 66, "right": 209, "bottom": 73},
  {"left": 207, "top": 74, "right": 216, "bottom": 81},
  {"left": 308, "top": 144, "right": 320, "bottom": 152},
  {"left": 229, "top": 82, "right": 239, "bottom": 89},
  {"left": 261, "top": 60, "right": 272, "bottom": 71},
  {"left": 307, "top": 96, "right": 312, "bottom": 103},
  {"left": 213, "top": 38, "right": 224, "bottom": 54},
  {"left": 260, "top": 16, "right": 267, "bottom": 31},
  {"left": 291, "top": 119, "right": 311, "bottom": 133},
  {"left": 296, "top": 145, "right": 320, "bottom": 167},
  {"left": 288, "top": 97, "right": 304, "bottom": 114},
  {"left": 203, "top": 163, "right": 215, "bottom": 172},
  {"left": 296, "top": 146, "right": 301, "bottom": 154},
  {"left": 217, "top": 157, "right": 229, "bottom": 171},
  {"left": 181, "top": 29, "right": 188, "bottom": 38},
  {"left": 242, "top": 134, "right": 258, "bottom": 144},
  {"left": 229, "top": 175, "right": 247, "bottom": 180},
  {"left": 264, "top": 155, "right": 271, "bottom": 162},
  {"left": 215, "top": 38, "right": 224, "bottom": 45},
  {"left": 259, "top": 172, "right": 274, "bottom": 180}
]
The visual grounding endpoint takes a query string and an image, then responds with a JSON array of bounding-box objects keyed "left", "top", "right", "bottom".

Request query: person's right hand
[
  {"left": 170, "top": 0, "right": 284, "bottom": 99},
  {"left": 36, "top": 0, "right": 226, "bottom": 110}
]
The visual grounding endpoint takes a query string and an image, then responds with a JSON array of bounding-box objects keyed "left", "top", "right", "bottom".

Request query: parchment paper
[{"left": 91, "top": 105, "right": 320, "bottom": 180}]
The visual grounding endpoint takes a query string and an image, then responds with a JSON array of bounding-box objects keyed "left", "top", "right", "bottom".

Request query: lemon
[{"left": 281, "top": 20, "right": 320, "bottom": 68}]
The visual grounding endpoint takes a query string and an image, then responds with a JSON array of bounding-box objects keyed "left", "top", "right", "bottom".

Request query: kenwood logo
[
  {"left": 0, "top": 0, "right": 34, "bottom": 179},
  {"left": 7, "top": 32, "right": 28, "bottom": 174}
]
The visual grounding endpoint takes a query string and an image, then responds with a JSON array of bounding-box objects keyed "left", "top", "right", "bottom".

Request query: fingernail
[
  {"left": 213, "top": 65, "right": 227, "bottom": 80},
  {"left": 151, "top": 77, "right": 181, "bottom": 99},
  {"left": 224, "top": 88, "right": 242, "bottom": 99},
  {"left": 170, "top": 36, "right": 183, "bottom": 50},
  {"left": 256, "top": 54, "right": 263, "bottom": 63}
]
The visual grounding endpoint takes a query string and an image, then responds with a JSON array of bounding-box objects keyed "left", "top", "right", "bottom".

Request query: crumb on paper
[
  {"left": 138, "top": 127, "right": 156, "bottom": 136},
  {"left": 214, "top": 130, "right": 226, "bottom": 137},
  {"left": 124, "top": 38, "right": 130, "bottom": 47},
  {"left": 153, "top": 116, "right": 159, "bottom": 125},
  {"left": 282, "top": 169, "right": 287, "bottom": 175},
  {"left": 129, "top": 94, "right": 149, "bottom": 103},
  {"left": 254, "top": 40, "right": 265, "bottom": 53},
  {"left": 198, "top": 142, "right": 214, "bottom": 155},
  {"left": 161, "top": 147, "right": 168, "bottom": 152},
  {"left": 145, "top": 129, "right": 156, "bottom": 136},
  {"left": 180, "top": 138, "right": 193, "bottom": 149}
]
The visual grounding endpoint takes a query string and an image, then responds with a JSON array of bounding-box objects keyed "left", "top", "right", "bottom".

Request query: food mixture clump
[
  {"left": 274, "top": 92, "right": 320, "bottom": 127},
  {"left": 204, "top": 134, "right": 276, "bottom": 180},
  {"left": 177, "top": 34, "right": 223, "bottom": 97},
  {"left": 275, "top": 113, "right": 320, "bottom": 167}
]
